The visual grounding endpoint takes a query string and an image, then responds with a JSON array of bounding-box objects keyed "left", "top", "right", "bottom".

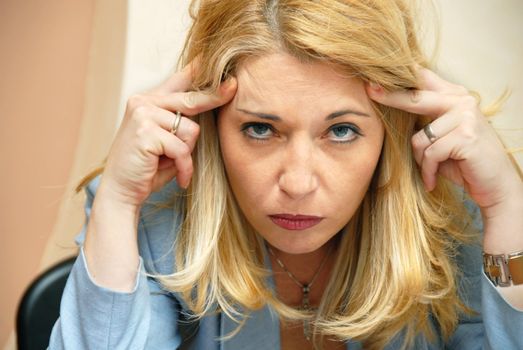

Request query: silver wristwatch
[{"left": 483, "top": 251, "right": 523, "bottom": 287}]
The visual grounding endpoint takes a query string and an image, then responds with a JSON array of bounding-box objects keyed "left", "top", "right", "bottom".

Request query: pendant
[{"left": 302, "top": 284, "right": 312, "bottom": 341}]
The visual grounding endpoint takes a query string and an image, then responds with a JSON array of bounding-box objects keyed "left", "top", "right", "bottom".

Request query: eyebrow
[{"left": 236, "top": 108, "right": 370, "bottom": 121}]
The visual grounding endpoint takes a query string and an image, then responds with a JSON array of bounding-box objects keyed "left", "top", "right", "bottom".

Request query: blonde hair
[
  {"left": 79, "top": 0, "right": 498, "bottom": 349},
  {"left": 158, "top": 1, "right": 481, "bottom": 349}
]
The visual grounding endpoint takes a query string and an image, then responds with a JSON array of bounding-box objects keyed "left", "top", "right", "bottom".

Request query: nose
[{"left": 278, "top": 138, "right": 319, "bottom": 200}]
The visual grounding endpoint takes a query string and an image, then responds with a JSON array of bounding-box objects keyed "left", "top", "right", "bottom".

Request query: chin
[{"left": 266, "top": 235, "right": 325, "bottom": 255}]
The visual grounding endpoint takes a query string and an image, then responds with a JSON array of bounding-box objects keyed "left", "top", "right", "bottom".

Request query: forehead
[{"left": 234, "top": 52, "right": 370, "bottom": 113}]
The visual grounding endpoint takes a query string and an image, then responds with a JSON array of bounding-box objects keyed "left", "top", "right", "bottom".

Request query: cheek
[
  {"left": 331, "top": 151, "right": 378, "bottom": 196},
  {"left": 221, "top": 148, "right": 270, "bottom": 205},
  {"left": 217, "top": 113, "right": 265, "bottom": 204},
  {"left": 330, "top": 128, "right": 384, "bottom": 200},
  {"left": 217, "top": 111, "right": 384, "bottom": 211}
]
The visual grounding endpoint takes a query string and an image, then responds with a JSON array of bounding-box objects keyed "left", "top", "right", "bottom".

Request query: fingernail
[
  {"left": 184, "top": 177, "right": 192, "bottom": 189},
  {"left": 424, "top": 180, "right": 434, "bottom": 192}
]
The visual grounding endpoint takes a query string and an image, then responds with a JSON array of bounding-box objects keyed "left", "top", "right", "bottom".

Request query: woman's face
[{"left": 217, "top": 52, "right": 384, "bottom": 254}]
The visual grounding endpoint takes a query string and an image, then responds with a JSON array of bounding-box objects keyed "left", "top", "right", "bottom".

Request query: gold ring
[{"left": 170, "top": 111, "right": 182, "bottom": 135}]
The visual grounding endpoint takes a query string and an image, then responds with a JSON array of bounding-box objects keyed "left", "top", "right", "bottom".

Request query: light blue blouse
[{"left": 48, "top": 176, "right": 523, "bottom": 349}]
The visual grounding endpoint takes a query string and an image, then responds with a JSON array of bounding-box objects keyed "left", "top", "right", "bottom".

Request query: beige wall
[
  {"left": 0, "top": 0, "right": 95, "bottom": 346},
  {"left": 39, "top": 0, "right": 128, "bottom": 272}
]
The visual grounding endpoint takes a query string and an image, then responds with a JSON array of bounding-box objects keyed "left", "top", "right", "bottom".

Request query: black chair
[{"left": 17, "top": 255, "right": 77, "bottom": 350}]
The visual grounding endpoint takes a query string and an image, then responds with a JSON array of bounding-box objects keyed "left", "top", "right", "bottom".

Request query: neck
[{"left": 268, "top": 234, "right": 340, "bottom": 285}]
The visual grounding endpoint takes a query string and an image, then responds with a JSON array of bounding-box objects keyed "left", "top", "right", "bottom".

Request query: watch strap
[{"left": 483, "top": 251, "right": 523, "bottom": 287}]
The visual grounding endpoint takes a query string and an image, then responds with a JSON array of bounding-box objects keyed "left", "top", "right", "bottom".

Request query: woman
[{"left": 49, "top": 0, "right": 523, "bottom": 349}]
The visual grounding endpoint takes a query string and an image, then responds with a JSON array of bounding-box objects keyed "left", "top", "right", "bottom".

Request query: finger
[
  {"left": 420, "top": 134, "right": 463, "bottom": 191},
  {"left": 153, "top": 127, "right": 194, "bottom": 188},
  {"left": 158, "top": 155, "right": 176, "bottom": 170},
  {"left": 366, "top": 86, "right": 458, "bottom": 118},
  {"left": 169, "top": 114, "right": 200, "bottom": 152},
  {"left": 152, "top": 166, "right": 180, "bottom": 192},
  {"left": 416, "top": 67, "right": 467, "bottom": 95},
  {"left": 411, "top": 112, "right": 461, "bottom": 165},
  {"left": 131, "top": 105, "right": 201, "bottom": 152},
  {"left": 148, "top": 58, "right": 200, "bottom": 95},
  {"left": 155, "top": 77, "right": 237, "bottom": 117}
]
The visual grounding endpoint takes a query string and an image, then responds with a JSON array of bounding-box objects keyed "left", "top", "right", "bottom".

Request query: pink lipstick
[{"left": 269, "top": 214, "right": 323, "bottom": 230}]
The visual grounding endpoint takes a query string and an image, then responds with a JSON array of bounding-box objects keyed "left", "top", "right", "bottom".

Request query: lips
[{"left": 269, "top": 214, "right": 323, "bottom": 230}]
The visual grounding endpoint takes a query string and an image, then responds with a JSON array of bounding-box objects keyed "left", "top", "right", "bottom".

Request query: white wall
[
  {"left": 436, "top": 0, "right": 523, "bottom": 166},
  {"left": 118, "top": 0, "right": 192, "bottom": 123}
]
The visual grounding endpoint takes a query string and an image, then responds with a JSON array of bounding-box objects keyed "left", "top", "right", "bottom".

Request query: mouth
[{"left": 268, "top": 214, "right": 324, "bottom": 231}]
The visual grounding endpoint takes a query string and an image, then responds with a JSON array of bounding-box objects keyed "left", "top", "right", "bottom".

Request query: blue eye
[
  {"left": 240, "top": 122, "right": 362, "bottom": 144},
  {"left": 328, "top": 124, "right": 361, "bottom": 144},
  {"left": 241, "top": 122, "right": 273, "bottom": 141}
]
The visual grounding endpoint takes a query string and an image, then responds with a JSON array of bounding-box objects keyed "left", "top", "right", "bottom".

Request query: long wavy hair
[
  {"left": 159, "top": 0, "right": 483, "bottom": 348},
  {"left": 79, "top": 0, "right": 495, "bottom": 349}
]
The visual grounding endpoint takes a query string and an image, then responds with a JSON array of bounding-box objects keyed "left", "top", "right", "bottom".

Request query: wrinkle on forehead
[{"left": 233, "top": 53, "right": 371, "bottom": 117}]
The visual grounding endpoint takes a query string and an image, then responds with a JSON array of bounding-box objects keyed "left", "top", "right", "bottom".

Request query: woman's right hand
[
  {"left": 83, "top": 64, "right": 237, "bottom": 292},
  {"left": 100, "top": 64, "right": 237, "bottom": 207}
]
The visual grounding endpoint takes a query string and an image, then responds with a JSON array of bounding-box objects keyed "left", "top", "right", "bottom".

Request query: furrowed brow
[
  {"left": 237, "top": 108, "right": 369, "bottom": 121},
  {"left": 325, "top": 109, "right": 370, "bottom": 120},
  {"left": 236, "top": 108, "right": 280, "bottom": 121}
]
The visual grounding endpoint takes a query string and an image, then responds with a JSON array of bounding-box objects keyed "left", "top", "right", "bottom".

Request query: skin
[
  {"left": 83, "top": 47, "right": 522, "bottom": 349},
  {"left": 217, "top": 53, "right": 385, "bottom": 264},
  {"left": 216, "top": 52, "right": 386, "bottom": 349},
  {"left": 214, "top": 53, "right": 523, "bottom": 347},
  {"left": 367, "top": 70, "right": 523, "bottom": 310}
]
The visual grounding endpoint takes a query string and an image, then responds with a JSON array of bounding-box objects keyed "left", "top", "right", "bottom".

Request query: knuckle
[
  {"left": 182, "top": 92, "right": 199, "bottom": 113},
  {"left": 460, "top": 95, "right": 478, "bottom": 108},
  {"left": 137, "top": 137, "right": 157, "bottom": 157},
  {"left": 457, "top": 123, "right": 478, "bottom": 143},
  {"left": 457, "top": 86, "right": 469, "bottom": 95},
  {"left": 423, "top": 145, "right": 435, "bottom": 159},
  {"left": 135, "top": 119, "right": 154, "bottom": 138},
  {"left": 132, "top": 105, "right": 150, "bottom": 120},
  {"left": 141, "top": 143, "right": 155, "bottom": 156},
  {"left": 127, "top": 94, "right": 147, "bottom": 111},
  {"left": 461, "top": 109, "right": 476, "bottom": 121}
]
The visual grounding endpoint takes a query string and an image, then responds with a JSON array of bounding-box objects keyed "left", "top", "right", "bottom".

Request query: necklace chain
[{"left": 267, "top": 244, "right": 334, "bottom": 341}]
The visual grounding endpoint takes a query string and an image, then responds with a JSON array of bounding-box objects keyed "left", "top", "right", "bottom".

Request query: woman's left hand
[
  {"left": 365, "top": 67, "right": 523, "bottom": 221},
  {"left": 367, "top": 68, "right": 523, "bottom": 304}
]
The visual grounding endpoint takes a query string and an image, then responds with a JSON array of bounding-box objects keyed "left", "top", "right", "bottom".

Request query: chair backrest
[{"left": 16, "top": 255, "right": 77, "bottom": 350}]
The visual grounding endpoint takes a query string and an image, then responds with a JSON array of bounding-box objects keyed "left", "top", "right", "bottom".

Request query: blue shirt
[{"left": 48, "top": 176, "right": 523, "bottom": 349}]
